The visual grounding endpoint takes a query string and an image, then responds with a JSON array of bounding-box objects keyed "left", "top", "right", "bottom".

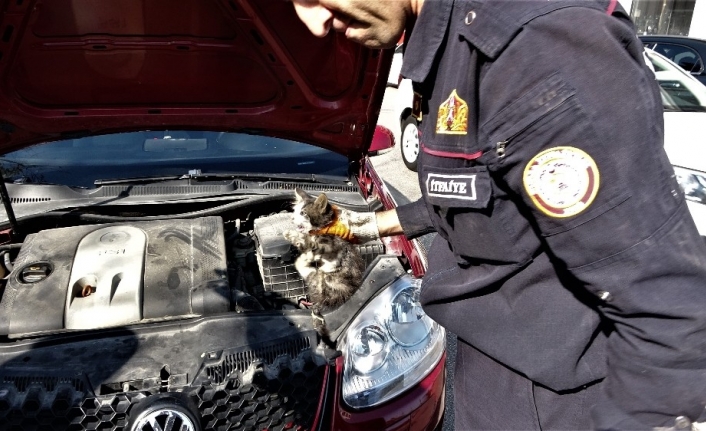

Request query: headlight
[
  {"left": 674, "top": 166, "right": 706, "bottom": 204},
  {"left": 342, "top": 275, "right": 445, "bottom": 409}
]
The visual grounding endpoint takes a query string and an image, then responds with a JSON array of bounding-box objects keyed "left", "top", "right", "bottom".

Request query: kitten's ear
[
  {"left": 314, "top": 193, "right": 328, "bottom": 211},
  {"left": 294, "top": 187, "right": 309, "bottom": 202}
]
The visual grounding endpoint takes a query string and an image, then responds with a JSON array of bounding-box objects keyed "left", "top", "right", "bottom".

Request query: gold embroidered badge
[
  {"left": 436, "top": 90, "right": 468, "bottom": 135},
  {"left": 523, "top": 146, "right": 600, "bottom": 218}
]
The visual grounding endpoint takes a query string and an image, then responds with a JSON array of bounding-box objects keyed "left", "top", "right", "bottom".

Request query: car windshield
[
  {"left": 0, "top": 131, "right": 349, "bottom": 188},
  {"left": 645, "top": 49, "right": 706, "bottom": 113}
]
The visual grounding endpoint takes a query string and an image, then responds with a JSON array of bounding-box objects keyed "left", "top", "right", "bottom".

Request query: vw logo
[{"left": 133, "top": 407, "right": 197, "bottom": 431}]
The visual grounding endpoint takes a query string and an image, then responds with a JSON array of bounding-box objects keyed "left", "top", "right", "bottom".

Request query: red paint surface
[
  {"left": 329, "top": 354, "right": 446, "bottom": 431},
  {"left": 0, "top": 0, "right": 392, "bottom": 158},
  {"left": 359, "top": 157, "right": 428, "bottom": 277}
]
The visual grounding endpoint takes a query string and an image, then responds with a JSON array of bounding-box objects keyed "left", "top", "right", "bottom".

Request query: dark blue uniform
[{"left": 395, "top": 0, "right": 706, "bottom": 429}]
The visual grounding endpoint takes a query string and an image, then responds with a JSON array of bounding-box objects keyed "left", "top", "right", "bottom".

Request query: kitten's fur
[{"left": 284, "top": 188, "right": 364, "bottom": 310}]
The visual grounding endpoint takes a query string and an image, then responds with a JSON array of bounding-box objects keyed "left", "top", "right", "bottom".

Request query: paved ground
[
  {"left": 372, "top": 87, "right": 420, "bottom": 205},
  {"left": 373, "top": 86, "right": 457, "bottom": 431}
]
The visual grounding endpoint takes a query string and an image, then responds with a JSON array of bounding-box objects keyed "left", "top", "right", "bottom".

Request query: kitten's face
[
  {"left": 292, "top": 188, "right": 334, "bottom": 232},
  {"left": 292, "top": 198, "right": 313, "bottom": 232}
]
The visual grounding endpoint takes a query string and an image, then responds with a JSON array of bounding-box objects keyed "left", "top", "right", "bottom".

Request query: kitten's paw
[{"left": 283, "top": 230, "right": 306, "bottom": 247}]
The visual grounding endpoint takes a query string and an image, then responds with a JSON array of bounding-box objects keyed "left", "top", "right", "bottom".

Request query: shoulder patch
[
  {"left": 523, "top": 146, "right": 599, "bottom": 218},
  {"left": 436, "top": 90, "right": 468, "bottom": 135}
]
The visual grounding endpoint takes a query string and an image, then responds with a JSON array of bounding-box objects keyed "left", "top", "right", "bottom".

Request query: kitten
[{"left": 284, "top": 188, "right": 365, "bottom": 312}]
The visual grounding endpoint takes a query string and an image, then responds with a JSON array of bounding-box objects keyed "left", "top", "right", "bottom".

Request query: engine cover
[
  {"left": 0, "top": 217, "right": 229, "bottom": 337},
  {"left": 65, "top": 225, "right": 147, "bottom": 330}
]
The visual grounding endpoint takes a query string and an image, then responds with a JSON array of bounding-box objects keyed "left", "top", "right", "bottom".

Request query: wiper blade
[
  {"left": 95, "top": 171, "right": 349, "bottom": 186},
  {"left": 94, "top": 175, "right": 184, "bottom": 186},
  {"left": 193, "top": 171, "right": 350, "bottom": 184}
]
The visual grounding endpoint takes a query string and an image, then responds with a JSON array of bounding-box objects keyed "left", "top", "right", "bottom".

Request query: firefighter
[{"left": 293, "top": 0, "right": 706, "bottom": 429}]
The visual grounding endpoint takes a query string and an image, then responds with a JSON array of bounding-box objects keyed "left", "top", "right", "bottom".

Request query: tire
[{"left": 400, "top": 115, "right": 419, "bottom": 171}]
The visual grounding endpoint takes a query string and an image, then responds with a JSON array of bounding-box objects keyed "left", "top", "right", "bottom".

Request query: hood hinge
[{"left": 0, "top": 170, "right": 19, "bottom": 238}]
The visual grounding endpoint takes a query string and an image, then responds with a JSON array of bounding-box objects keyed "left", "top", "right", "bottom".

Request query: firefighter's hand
[{"left": 333, "top": 206, "right": 382, "bottom": 244}]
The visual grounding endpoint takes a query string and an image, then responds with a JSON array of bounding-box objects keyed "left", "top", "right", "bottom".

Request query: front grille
[
  {"left": 193, "top": 364, "right": 325, "bottom": 431},
  {"left": 206, "top": 338, "right": 312, "bottom": 384},
  {"left": 0, "top": 384, "right": 149, "bottom": 431},
  {"left": 0, "top": 339, "right": 326, "bottom": 431}
]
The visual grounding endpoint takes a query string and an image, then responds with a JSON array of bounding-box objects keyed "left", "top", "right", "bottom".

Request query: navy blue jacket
[{"left": 396, "top": 0, "right": 706, "bottom": 428}]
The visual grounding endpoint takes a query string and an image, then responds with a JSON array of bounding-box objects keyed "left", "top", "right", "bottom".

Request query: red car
[{"left": 0, "top": 1, "right": 445, "bottom": 431}]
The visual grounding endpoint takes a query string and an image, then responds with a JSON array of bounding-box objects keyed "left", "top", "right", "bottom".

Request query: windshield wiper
[
  {"left": 193, "top": 171, "right": 351, "bottom": 184},
  {"left": 94, "top": 175, "right": 186, "bottom": 186},
  {"left": 94, "top": 170, "right": 350, "bottom": 186}
]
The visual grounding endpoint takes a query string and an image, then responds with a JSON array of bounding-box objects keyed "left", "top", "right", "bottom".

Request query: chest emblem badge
[
  {"left": 523, "top": 146, "right": 599, "bottom": 218},
  {"left": 436, "top": 90, "right": 468, "bottom": 135}
]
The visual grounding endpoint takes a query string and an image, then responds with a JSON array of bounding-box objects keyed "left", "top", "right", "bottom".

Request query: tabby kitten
[{"left": 284, "top": 188, "right": 365, "bottom": 310}]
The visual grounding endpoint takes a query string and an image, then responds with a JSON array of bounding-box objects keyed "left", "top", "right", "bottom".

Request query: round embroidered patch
[{"left": 523, "top": 146, "right": 599, "bottom": 218}]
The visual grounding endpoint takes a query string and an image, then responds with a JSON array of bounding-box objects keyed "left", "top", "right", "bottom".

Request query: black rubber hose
[
  {"left": 1, "top": 192, "right": 372, "bottom": 226},
  {"left": 0, "top": 194, "right": 288, "bottom": 228},
  {"left": 62, "top": 194, "right": 292, "bottom": 222}
]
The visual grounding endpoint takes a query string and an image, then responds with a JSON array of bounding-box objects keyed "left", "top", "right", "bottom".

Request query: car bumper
[{"left": 324, "top": 354, "right": 446, "bottom": 431}]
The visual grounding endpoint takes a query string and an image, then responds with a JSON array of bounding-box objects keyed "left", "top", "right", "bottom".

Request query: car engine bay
[
  {"left": 0, "top": 192, "right": 387, "bottom": 339},
  {"left": 0, "top": 183, "right": 446, "bottom": 431}
]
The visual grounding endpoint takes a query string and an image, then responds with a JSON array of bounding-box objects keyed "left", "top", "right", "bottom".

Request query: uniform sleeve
[
  {"left": 395, "top": 198, "right": 435, "bottom": 239},
  {"left": 479, "top": 8, "right": 706, "bottom": 429}
]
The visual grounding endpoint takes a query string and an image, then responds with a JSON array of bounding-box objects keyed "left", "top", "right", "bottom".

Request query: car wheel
[{"left": 400, "top": 115, "right": 419, "bottom": 171}]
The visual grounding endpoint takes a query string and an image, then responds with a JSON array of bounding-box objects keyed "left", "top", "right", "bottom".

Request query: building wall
[
  {"left": 619, "top": 0, "right": 705, "bottom": 38},
  {"left": 618, "top": 0, "right": 633, "bottom": 16},
  {"left": 690, "top": 0, "right": 706, "bottom": 38}
]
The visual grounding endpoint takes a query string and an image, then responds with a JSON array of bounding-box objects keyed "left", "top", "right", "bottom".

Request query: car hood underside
[{"left": 0, "top": 0, "right": 390, "bottom": 158}]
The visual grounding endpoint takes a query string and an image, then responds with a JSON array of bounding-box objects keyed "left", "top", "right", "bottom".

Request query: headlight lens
[
  {"left": 349, "top": 325, "right": 388, "bottom": 374},
  {"left": 342, "top": 275, "right": 445, "bottom": 409},
  {"left": 674, "top": 166, "right": 706, "bottom": 204}
]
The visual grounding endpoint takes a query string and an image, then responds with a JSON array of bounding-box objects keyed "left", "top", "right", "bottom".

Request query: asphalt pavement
[{"left": 372, "top": 86, "right": 456, "bottom": 431}]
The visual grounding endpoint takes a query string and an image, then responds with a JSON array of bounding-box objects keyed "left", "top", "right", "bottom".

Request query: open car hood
[{"left": 0, "top": 0, "right": 391, "bottom": 159}]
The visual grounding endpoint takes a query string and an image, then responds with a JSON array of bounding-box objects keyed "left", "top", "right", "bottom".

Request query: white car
[
  {"left": 387, "top": 44, "right": 420, "bottom": 171},
  {"left": 397, "top": 78, "right": 420, "bottom": 171},
  {"left": 645, "top": 49, "right": 706, "bottom": 236}
]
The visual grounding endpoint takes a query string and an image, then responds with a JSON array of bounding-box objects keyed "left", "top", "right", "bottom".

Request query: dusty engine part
[
  {"left": 0, "top": 217, "right": 230, "bottom": 336},
  {"left": 252, "top": 212, "right": 385, "bottom": 305},
  {"left": 253, "top": 212, "right": 306, "bottom": 303},
  {"left": 231, "top": 232, "right": 263, "bottom": 296}
]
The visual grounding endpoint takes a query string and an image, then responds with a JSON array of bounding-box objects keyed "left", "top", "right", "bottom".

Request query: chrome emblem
[{"left": 133, "top": 408, "right": 197, "bottom": 431}]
